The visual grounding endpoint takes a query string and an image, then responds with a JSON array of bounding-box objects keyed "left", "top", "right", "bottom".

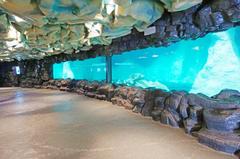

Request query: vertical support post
[{"left": 106, "top": 55, "right": 112, "bottom": 83}]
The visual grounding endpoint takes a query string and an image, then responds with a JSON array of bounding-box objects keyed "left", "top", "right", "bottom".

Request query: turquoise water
[
  {"left": 53, "top": 57, "right": 106, "bottom": 81},
  {"left": 53, "top": 27, "right": 240, "bottom": 96}
]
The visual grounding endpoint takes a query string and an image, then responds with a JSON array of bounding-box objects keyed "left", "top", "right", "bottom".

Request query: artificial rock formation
[
  {"left": 22, "top": 79, "right": 240, "bottom": 154},
  {"left": 0, "top": 0, "right": 240, "bottom": 155},
  {"left": 1, "top": 0, "right": 240, "bottom": 61},
  {"left": 1, "top": 61, "right": 239, "bottom": 154},
  {"left": 198, "top": 90, "right": 240, "bottom": 154},
  {"left": 0, "top": 0, "right": 202, "bottom": 61}
]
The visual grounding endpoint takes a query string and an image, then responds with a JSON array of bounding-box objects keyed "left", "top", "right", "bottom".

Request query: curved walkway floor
[{"left": 0, "top": 88, "right": 236, "bottom": 159}]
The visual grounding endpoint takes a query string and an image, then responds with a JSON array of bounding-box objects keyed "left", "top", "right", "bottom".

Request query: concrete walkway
[{"left": 0, "top": 88, "right": 236, "bottom": 159}]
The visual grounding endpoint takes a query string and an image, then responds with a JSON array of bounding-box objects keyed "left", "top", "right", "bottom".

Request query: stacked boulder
[
  {"left": 17, "top": 79, "right": 240, "bottom": 154},
  {"left": 111, "top": 86, "right": 146, "bottom": 111},
  {"left": 198, "top": 90, "right": 240, "bottom": 154}
]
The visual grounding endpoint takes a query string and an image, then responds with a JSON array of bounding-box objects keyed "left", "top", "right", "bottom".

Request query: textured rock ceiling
[{"left": 0, "top": 0, "right": 202, "bottom": 61}]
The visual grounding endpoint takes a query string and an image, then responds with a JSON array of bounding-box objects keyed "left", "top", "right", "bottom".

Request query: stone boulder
[
  {"left": 183, "top": 119, "right": 202, "bottom": 134},
  {"left": 179, "top": 95, "right": 189, "bottom": 119},
  {"left": 203, "top": 109, "right": 240, "bottom": 132},
  {"left": 114, "top": 87, "right": 129, "bottom": 100},
  {"left": 160, "top": 110, "right": 180, "bottom": 128},
  {"left": 198, "top": 129, "right": 240, "bottom": 154},
  {"left": 111, "top": 97, "right": 134, "bottom": 110},
  {"left": 213, "top": 89, "right": 240, "bottom": 100},
  {"left": 97, "top": 84, "right": 116, "bottom": 101},
  {"left": 187, "top": 93, "right": 240, "bottom": 109},
  {"left": 165, "top": 91, "right": 185, "bottom": 111},
  {"left": 141, "top": 89, "right": 155, "bottom": 116},
  {"left": 60, "top": 79, "right": 71, "bottom": 87},
  {"left": 84, "top": 81, "right": 100, "bottom": 92},
  {"left": 132, "top": 90, "right": 146, "bottom": 113}
]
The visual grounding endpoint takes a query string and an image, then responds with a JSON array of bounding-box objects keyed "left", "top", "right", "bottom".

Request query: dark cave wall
[
  {"left": 0, "top": 61, "right": 19, "bottom": 87},
  {"left": 0, "top": 59, "right": 52, "bottom": 87}
]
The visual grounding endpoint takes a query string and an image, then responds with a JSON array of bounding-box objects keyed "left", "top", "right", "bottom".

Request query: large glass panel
[
  {"left": 53, "top": 57, "right": 106, "bottom": 81},
  {"left": 112, "top": 27, "right": 240, "bottom": 96}
]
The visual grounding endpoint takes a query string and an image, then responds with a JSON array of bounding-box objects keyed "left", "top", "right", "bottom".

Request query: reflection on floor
[{"left": 0, "top": 88, "right": 236, "bottom": 159}]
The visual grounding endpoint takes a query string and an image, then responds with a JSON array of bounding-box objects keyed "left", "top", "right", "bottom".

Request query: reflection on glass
[
  {"left": 53, "top": 57, "right": 106, "bottom": 81},
  {"left": 12, "top": 66, "right": 21, "bottom": 75},
  {"left": 112, "top": 27, "right": 240, "bottom": 96}
]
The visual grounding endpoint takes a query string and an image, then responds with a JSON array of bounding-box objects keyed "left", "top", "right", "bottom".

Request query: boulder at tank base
[
  {"left": 198, "top": 129, "right": 240, "bottom": 154},
  {"left": 203, "top": 109, "right": 240, "bottom": 132}
]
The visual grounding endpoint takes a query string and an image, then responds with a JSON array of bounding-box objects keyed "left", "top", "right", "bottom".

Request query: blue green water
[
  {"left": 53, "top": 57, "right": 106, "bottom": 81},
  {"left": 53, "top": 27, "right": 240, "bottom": 96}
]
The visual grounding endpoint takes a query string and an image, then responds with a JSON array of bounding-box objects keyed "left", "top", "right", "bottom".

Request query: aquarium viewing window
[
  {"left": 53, "top": 57, "right": 106, "bottom": 81},
  {"left": 53, "top": 26, "right": 240, "bottom": 96}
]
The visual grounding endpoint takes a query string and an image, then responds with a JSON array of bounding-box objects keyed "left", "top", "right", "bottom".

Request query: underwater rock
[
  {"left": 123, "top": 73, "right": 170, "bottom": 91},
  {"left": 136, "top": 80, "right": 170, "bottom": 91}
]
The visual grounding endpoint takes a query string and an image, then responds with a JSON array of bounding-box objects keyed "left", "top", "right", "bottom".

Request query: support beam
[{"left": 106, "top": 55, "right": 112, "bottom": 83}]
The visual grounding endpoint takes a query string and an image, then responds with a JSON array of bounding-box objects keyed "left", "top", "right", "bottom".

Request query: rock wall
[
  {"left": 0, "top": 59, "right": 52, "bottom": 87},
  {"left": 1, "top": 0, "right": 240, "bottom": 61},
  {"left": 17, "top": 78, "right": 240, "bottom": 154},
  {"left": 0, "top": 61, "right": 19, "bottom": 87},
  {"left": 1, "top": 61, "right": 239, "bottom": 154},
  {"left": 5, "top": 0, "right": 240, "bottom": 62}
]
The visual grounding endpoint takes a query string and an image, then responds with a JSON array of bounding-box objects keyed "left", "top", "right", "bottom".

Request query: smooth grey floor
[{"left": 0, "top": 88, "right": 236, "bottom": 159}]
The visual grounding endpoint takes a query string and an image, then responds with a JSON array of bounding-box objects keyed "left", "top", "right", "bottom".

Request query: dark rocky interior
[{"left": 0, "top": 0, "right": 240, "bottom": 157}]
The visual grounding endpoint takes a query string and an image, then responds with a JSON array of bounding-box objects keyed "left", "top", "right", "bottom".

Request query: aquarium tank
[
  {"left": 53, "top": 27, "right": 240, "bottom": 96},
  {"left": 53, "top": 57, "right": 106, "bottom": 81}
]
